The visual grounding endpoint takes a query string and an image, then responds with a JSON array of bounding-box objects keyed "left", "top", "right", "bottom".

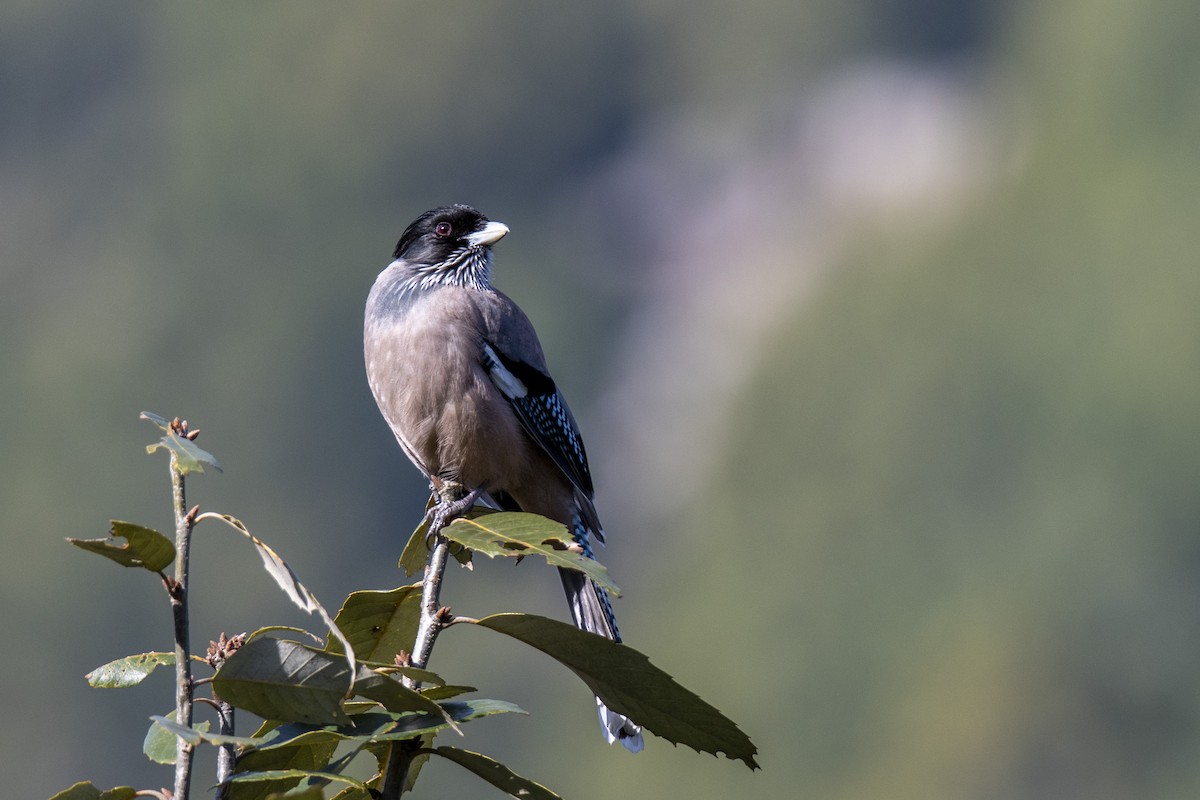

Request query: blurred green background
[{"left": 5, "top": 1, "right": 1200, "bottom": 797}]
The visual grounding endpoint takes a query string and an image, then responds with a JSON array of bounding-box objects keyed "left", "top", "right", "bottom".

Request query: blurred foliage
[
  {"left": 634, "top": 3, "right": 1200, "bottom": 799},
  {"left": 5, "top": 0, "right": 1199, "bottom": 798}
]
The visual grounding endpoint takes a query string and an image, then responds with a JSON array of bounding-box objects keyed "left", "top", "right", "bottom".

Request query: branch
[
  {"left": 379, "top": 485, "right": 471, "bottom": 799},
  {"left": 409, "top": 539, "right": 453, "bottom": 672},
  {"left": 213, "top": 696, "right": 236, "bottom": 798},
  {"left": 206, "top": 631, "right": 244, "bottom": 799},
  {"left": 168, "top": 450, "right": 196, "bottom": 800}
]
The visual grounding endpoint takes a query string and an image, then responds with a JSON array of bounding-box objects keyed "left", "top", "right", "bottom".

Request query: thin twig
[
  {"left": 205, "top": 630, "right": 245, "bottom": 800},
  {"left": 409, "top": 540, "right": 452, "bottom": 675},
  {"left": 379, "top": 488, "right": 464, "bottom": 799},
  {"left": 214, "top": 695, "right": 236, "bottom": 798},
  {"left": 169, "top": 452, "right": 195, "bottom": 800}
]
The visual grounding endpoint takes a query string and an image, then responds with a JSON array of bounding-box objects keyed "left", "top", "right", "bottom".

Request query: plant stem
[
  {"left": 169, "top": 453, "right": 195, "bottom": 800},
  {"left": 214, "top": 696, "right": 235, "bottom": 799},
  {"left": 380, "top": 493, "right": 459, "bottom": 799},
  {"left": 410, "top": 539, "right": 452, "bottom": 673}
]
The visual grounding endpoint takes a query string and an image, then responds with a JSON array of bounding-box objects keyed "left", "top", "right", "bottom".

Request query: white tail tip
[{"left": 597, "top": 697, "right": 645, "bottom": 753}]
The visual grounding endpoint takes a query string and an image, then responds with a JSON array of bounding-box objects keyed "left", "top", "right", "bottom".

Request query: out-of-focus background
[{"left": 6, "top": 1, "right": 1200, "bottom": 797}]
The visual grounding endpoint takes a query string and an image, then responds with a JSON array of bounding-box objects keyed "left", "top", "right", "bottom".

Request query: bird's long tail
[{"left": 558, "top": 566, "right": 645, "bottom": 753}]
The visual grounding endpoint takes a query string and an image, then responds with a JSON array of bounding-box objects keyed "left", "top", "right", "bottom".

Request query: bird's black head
[
  {"left": 388, "top": 204, "right": 509, "bottom": 292},
  {"left": 393, "top": 204, "right": 507, "bottom": 263}
]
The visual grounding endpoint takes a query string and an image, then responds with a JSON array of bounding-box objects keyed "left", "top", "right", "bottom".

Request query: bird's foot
[{"left": 425, "top": 484, "right": 485, "bottom": 548}]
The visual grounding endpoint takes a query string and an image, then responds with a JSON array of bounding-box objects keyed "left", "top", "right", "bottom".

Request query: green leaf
[
  {"left": 326, "top": 585, "right": 422, "bottom": 664},
  {"left": 201, "top": 513, "right": 355, "bottom": 678},
  {"left": 451, "top": 543, "right": 475, "bottom": 568},
  {"left": 235, "top": 728, "right": 339, "bottom": 762},
  {"left": 473, "top": 613, "right": 759, "bottom": 769},
  {"left": 236, "top": 699, "right": 524, "bottom": 760},
  {"left": 86, "top": 651, "right": 175, "bottom": 688},
  {"left": 420, "top": 684, "right": 475, "bottom": 701},
  {"left": 138, "top": 410, "right": 173, "bottom": 429},
  {"left": 68, "top": 520, "right": 175, "bottom": 573},
  {"left": 209, "top": 642, "right": 451, "bottom": 737},
  {"left": 352, "top": 668, "right": 450, "bottom": 721},
  {"left": 398, "top": 496, "right": 435, "bottom": 577},
  {"left": 442, "top": 511, "right": 620, "bottom": 595},
  {"left": 325, "top": 587, "right": 460, "bottom": 724},
  {"left": 398, "top": 497, "right": 475, "bottom": 576},
  {"left": 284, "top": 788, "right": 336, "bottom": 800},
  {"left": 214, "top": 637, "right": 352, "bottom": 725},
  {"left": 141, "top": 411, "right": 222, "bottom": 474},
  {"left": 47, "top": 783, "right": 137, "bottom": 800},
  {"left": 262, "top": 788, "right": 326, "bottom": 800},
  {"left": 430, "top": 746, "right": 562, "bottom": 800},
  {"left": 435, "top": 698, "right": 527, "bottom": 728},
  {"left": 144, "top": 710, "right": 211, "bottom": 764},
  {"left": 150, "top": 715, "right": 263, "bottom": 749},
  {"left": 247, "top": 625, "right": 325, "bottom": 647},
  {"left": 387, "top": 665, "right": 446, "bottom": 686},
  {"left": 229, "top": 729, "right": 341, "bottom": 800},
  {"left": 350, "top": 699, "right": 523, "bottom": 742},
  {"left": 356, "top": 699, "right": 525, "bottom": 742},
  {"left": 399, "top": 734, "right": 434, "bottom": 793},
  {"left": 225, "top": 770, "right": 368, "bottom": 792},
  {"left": 329, "top": 786, "right": 374, "bottom": 800}
]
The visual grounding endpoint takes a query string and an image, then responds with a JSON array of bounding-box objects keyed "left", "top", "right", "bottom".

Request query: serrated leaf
[
  {"left": 430, "top": 746, "right": 562, "bottom": 800},
  {"left": 68, "top": 521, "right": 175, "bottom": 573},
  {"left": 474, "top": 613, "right": 759, "bottom": 769},
  {"left": 326, "top": 586, "right": 422, "bottom": 664},
  {"left": 214, "top": 638, "right": 352, "bottom": 725},
  {"left": 47, "top": 783, "right": 137, "bottom": 800},
  {"left": 86, "top": 651, "right": 175, "bottom": 688},
  {"left": 443, "top": 512, "right": 620, "bottom": 595},
  {"left": 141, "top": 411, "right": 222, "bottom": 474},
  {"left": 144, "top": 710, "right": 211, "bottom": 764}
]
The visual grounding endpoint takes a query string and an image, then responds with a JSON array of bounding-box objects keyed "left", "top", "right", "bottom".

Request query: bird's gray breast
[{"left": 364, "top": 280, "right": 515, "bottom": 483}]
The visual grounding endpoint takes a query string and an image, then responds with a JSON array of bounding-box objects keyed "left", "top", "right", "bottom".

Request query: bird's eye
[{"left": 434, "top": 222, "right": 453, "bottom": 238}]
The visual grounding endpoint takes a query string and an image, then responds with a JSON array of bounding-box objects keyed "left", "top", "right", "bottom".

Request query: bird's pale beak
[{"left": 465, "top": 221, "right": 510, "bottom": 248}]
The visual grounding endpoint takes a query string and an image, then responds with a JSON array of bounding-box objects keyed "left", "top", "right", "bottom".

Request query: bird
[{"left": 364, "top": 204, "right": 644, "bottom": 752}]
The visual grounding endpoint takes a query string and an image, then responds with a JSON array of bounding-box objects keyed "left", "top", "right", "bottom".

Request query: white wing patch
[{"left": 482, "top": 342, "right": 528, "bottom": 399}]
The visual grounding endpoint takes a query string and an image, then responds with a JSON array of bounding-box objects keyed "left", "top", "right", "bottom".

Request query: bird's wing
[{"left": 479, "top": 337, "right": 595, "bottom": 500}]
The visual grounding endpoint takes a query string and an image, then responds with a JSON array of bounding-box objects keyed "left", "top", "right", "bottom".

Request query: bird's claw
[{"left": 423, "top": 485, "right": 484, "bottom": 549}]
